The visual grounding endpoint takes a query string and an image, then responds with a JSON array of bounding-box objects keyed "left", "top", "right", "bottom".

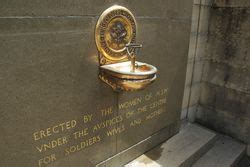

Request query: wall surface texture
[
  {"left": 183, "top": 0, "right": 250, "bottom": 148},
  {"left": 0, "top": 1, "right": 193, "bottom": 167},
  {"left": 182, "top": 0, "right": 212, "bottom": 120}
]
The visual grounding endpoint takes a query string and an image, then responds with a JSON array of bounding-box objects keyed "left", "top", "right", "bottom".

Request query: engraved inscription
[{"left": 32, "top": 88, "right": 168, "bottom": 167}]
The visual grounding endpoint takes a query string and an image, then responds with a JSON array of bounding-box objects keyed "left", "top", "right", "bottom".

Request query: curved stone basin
[{"left": 100, "top": 61, "right": 157, "bottom": 80}]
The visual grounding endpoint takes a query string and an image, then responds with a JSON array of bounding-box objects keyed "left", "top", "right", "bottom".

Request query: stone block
[
  {"left": 198, "top": 5, "right": 211, "bottom": 35},
  {"left": 193, "top": 60, "right": 204, "bottom": 83},
  {"left": 0, "top": 0, "right": 194, "bottom": 165},
  {"left": 206, "top": 7, "right": 250, "bottom": 69},
  {"left": 182, "top": 87, "right": 191, "bottom": 111},
  {"left": 0, "top": 3, "right": 192, "bottom": 166},
  {"left": 0, "top": 17, "right": 118, "bottom": 167},
  {"left": 0, "top": 0, "right": 193, "bottom": 19},
  {"left": 196, "top": 105, "right": 250, "bottom": 144},
  {"left": 103, "top": 124, "right": 178, "bottom": 167},
  {"left": 193, "top": 135, "right": 246, "bottom": 167},
  {"left": 126, "top": 123, "right": 217, "bottom": 167},
  {"left": 185, "top": 60, "right": 194, "bottom": 87},
  {"left": 187, "top": 105, "right": 199, "bottom": 122},
  {"left": 189, "top": 83, "right": 201, "bottom": 107},
  {"left": 213, "top": 0, "right": 250, "bottom": 7},
  {"left": 201, "top": 0, "right": 214, "bottom": 6},
  {"left": 247, "top": 145, "right": 250, "bottom": 156},
  {"left": 201, "top": 61, "right": 250, "bottom": 94}
]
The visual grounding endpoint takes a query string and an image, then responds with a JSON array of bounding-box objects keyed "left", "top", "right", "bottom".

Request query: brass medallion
[
  {"left": 95, "top": 5, "right": 136, "bottom": 63},
  {"left": 96, "top": 5, "right": 157, "bottom": 91}
]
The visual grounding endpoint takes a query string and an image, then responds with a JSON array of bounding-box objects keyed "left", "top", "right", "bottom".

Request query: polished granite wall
[{"left": 0, "top": 1, "right": 193, "bottom": 166}]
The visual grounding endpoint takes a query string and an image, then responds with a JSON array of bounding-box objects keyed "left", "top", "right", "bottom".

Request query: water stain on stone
[
  {"left": 223, "top": 65, "right": 231, "bottom": 85},
  {"left": 210, "top": 7, "right": 248, "bottom": 60},
  {"left": 144, "top": 144, "right": 164, "bottom": 162}
]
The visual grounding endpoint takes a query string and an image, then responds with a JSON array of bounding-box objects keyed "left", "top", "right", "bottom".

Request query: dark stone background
[{"left": 0, "top": 1, "right": 193, "bottom": 166}]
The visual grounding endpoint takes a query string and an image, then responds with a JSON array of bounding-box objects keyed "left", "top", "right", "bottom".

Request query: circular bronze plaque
[{"left": 95, "top": 5, "right": 136, "bottom": 61}]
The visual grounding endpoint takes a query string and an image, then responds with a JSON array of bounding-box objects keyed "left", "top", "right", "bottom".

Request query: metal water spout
[{"left": 126, "top": 43, "right": 142, "bottom": 72}]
